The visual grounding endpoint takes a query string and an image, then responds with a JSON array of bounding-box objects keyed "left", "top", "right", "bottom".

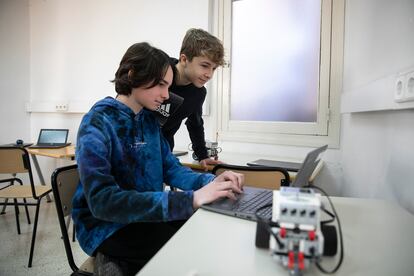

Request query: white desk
[{"left": 138, "top": 197, "right": 414, "bottom": 276}]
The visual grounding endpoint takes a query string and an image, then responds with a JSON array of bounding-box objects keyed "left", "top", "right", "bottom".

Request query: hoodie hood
[{"left": 91, "top": 96, "right": 137, "bottom": 119}]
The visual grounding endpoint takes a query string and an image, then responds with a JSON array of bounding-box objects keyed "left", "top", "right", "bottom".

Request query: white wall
[
  {"left": 340, "top": 0, "right": 414, "bottom": 213},
  {"left": 27, "top": 0, "right": 210, "bottom": 142},
  {"left": 27, "top": 0, "right": 210, "bottom": 181},
  {"left": 0, "top": 0, "right": 30, "bottom": 144},
  {"left": 343, "top": 0, "right": 414, "bottom": 91},
  {"left": 340, "top": 110, "right": 414, "bottom": 212},
  {"left": 29, "top": 0, "right": 209, "bottom": 104}
]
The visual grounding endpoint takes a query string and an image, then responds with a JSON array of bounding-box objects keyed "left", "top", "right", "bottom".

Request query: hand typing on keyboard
[{"left": 192, "top": 170, "right": 244, "bottom": 209}]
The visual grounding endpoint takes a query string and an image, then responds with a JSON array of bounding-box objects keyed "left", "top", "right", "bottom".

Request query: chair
[
  {"left": 212, "top": 164, "right": 290, "bottom": 190},
  {"left": 0, "top": 175, "right": 31, "bottom": 229},
  {"left": 51, "top": 164, "right": 94, "bottom": 275},
  {"left": 0, "top": 146, "right": 52, "bottom": 267}
]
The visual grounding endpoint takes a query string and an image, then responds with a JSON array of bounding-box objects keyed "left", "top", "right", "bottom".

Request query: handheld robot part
[
  {"left": 271, "top": 187, "right": 323, "bottom": 275},
  {"left": 191, "top": 140, "right": 222, "bottom": 161},
  {"left": 255, "top": 186, "right": 341, "bottom": 275}
]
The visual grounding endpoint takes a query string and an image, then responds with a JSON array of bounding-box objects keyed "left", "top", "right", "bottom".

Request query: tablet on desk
[
  {"left": 173, "top": 150, "right": 188, "bottom": 157},
  {"left": 247, "top": 159, "right": 301, "bottom": 172}
]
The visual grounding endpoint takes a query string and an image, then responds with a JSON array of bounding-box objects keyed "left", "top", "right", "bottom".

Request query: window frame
[{"left": 211, "top": 0, "right": 344, "bottom": 147}]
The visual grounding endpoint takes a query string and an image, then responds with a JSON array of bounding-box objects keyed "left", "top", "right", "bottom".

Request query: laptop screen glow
[{"left": 38, "top": 129, "right": 68, "bottom": 144}]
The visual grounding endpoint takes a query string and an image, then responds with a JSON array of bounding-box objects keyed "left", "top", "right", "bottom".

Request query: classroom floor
[{"left": 0, "top": 198, "right": 88, "bottom": 275}]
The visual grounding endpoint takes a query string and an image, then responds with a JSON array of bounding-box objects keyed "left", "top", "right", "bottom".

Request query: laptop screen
[
  {"left": 291, "top": 144, "right": 328, "bottom": 187},
  {"left": 38, "top": 129, "right": 68, "bottom": 144}
]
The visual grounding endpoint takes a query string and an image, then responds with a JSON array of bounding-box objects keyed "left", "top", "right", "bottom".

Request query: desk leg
[{"left": 31, "top": 155, "right": 52, "bottom": 202}]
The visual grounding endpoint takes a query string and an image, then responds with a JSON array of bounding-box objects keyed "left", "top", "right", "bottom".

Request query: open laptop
[
  {"left": 201, "top": 145, "right": 328, "bottom": 221},
  {"left": 29, "top": 129, "right": 71, "bottom": 149}
]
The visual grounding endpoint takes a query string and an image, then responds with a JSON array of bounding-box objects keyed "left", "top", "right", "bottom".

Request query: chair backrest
[
  {"left": 0, "top": 147, "right": 29, "bottom": 174},
  {"left": 212, "top": 164, "right": 290, "bottom": 190},
  {"left": 0, "top": 147, "right": 38, "bottom": 198},
  {"left": 51, "top": 164, "right": 93, "bottom": 275}
]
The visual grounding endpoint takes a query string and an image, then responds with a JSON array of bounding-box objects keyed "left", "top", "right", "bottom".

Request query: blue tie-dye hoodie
[{"left": 72, "top": 97, "right": 215, "bottom": 256}]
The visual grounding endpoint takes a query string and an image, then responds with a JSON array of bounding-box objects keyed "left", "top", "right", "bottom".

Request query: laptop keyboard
[
  {"left": 256, "top": 205, "right": 272, "bottom": 218},
  {"left": 232, "top": 190, "right": 273, "bottom": 217}
]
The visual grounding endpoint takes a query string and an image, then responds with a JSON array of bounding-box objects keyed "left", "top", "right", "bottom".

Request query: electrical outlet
[
  {"left": 55, "top": 103, "right": 68, "bottom": 111},
  {"left": 404, "top": 71, "right": 414, "bottom": 101},
  {"left": 394, "top": 75, "right": 405, "bottom": 103}
]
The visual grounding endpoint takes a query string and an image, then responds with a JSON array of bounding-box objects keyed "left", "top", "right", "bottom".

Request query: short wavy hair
[
  {"left": 180, "top": 28, "right": 224, "bottom": 66},
  {"left": 112, "top": 42, "right": 176, "bottom": 95}
]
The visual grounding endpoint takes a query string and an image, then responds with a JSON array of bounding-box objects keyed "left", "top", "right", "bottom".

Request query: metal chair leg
[
  {"left": 23, "top": 198, "right": 31, "bottom": 224},
  {"left": 13, "top": 198, "right": 21, "bottom": 234},
  {"left": 1, "top": 175, "right": 17, "bottom": 215},
  {"left": 1, "top": 198, "right": 8, "bottom": 214},
  {"left": 72, "top": 223, "right": 76, "bottom": 242},
  {"left": 28, "top": 199, "right": 41, "bottom": 267}
]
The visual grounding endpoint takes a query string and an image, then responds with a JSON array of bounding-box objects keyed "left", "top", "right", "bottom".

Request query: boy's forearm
[{"left": 187, "top": 126, "right": 208, "bottom": 160}]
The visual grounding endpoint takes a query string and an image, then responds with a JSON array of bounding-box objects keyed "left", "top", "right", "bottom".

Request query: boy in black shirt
[{"left": 162, "top": 28, "right": 225, "bottom": 170}]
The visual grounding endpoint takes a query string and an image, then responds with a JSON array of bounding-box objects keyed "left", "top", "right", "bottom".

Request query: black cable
[
  {"left": 305, "top": 184, "right": 344, "bottom": 274},
  {"left": 320, "top": 205, "right": 335, "bottom": 225}
]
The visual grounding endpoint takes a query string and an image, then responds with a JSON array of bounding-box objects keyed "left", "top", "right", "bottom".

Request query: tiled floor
[{"left": 0, "top": 198, "right": 88, "bottom": 275}]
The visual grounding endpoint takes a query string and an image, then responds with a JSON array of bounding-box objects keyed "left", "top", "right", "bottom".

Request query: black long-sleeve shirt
[{"left": 162, "top": 60, "right": 208, "bottom": 160}]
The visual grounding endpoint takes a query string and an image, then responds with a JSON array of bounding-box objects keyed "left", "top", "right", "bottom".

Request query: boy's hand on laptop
[
  {"left": 199, "top": 158, "right": 222, "bottom": 171},
  {"left": 214, "top": 171, "right": 244, "bottom": 191},
  {"left": 192, "top": 171, "right": 244, "bottom": 209}
]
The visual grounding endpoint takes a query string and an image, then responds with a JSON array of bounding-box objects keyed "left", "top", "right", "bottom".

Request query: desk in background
[
  {"left": 27, "top": 145, "right": 75, "bottom": 160},
  {"left": 27, "top": 146, "right": 319, "bottom": 184},
  {"left": 177, "top": 151, "right": 324, "bottom": 182},
  {"left": 138, "top": 197, "right": 414, "bottom": 275},
  {"left": 25, "top": 146, "right": 321, "bottom": 192},
  {"left": 27, "top": 145, "right": 76, "bottom": 201}
]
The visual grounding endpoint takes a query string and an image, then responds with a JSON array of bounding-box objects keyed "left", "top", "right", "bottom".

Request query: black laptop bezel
[{"left": 36, "top": 128, "right": 69, "bottom": 146}]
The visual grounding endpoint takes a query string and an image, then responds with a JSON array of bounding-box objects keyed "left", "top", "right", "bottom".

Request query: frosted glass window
[{"left": 230, "top": 0, "right": 321, "bottom": 122}]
